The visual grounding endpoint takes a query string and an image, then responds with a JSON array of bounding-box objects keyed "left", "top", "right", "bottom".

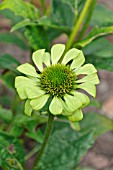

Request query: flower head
[{"left": 15, "top": 44, "right": 100, "bottom": 122}]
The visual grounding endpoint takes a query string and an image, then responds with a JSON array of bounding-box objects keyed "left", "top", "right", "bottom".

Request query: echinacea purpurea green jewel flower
[{"left": 15, "top": 44, "right": 100, "bottom": 122}]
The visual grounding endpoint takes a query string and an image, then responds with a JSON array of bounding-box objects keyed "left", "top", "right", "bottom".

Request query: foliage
[{"left": 0, "top": 0, "right": 113, "bottom": 170}]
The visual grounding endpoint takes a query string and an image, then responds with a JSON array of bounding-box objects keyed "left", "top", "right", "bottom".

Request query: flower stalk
[
  {"left": 65, "top": 0, "right": 92, "bottom": 51},
  {"left": 33, "top": 113, "right": 54, "bottom": 170}
]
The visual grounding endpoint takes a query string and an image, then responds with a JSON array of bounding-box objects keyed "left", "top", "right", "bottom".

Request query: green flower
[{"left": 15, "top": 44, "right": 99, "bottom": 122}]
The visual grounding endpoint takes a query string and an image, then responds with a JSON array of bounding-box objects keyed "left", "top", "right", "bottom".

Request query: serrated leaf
[
  {"left": 36, "top": 111, "right": 113, "bottom": 170},
  {"left": 24, "top": 26, "right": 49, "bottom": 50},
  {"left": 0, "top": 0, "right": 39, "bottom": 20},
  {"left": 0, "top": 33, "right": 28, "bottom": 50},
  {"left": 75, "top": 26, "right": 113, "bottom": 48},
  {"left": 11, "top": 19, "right": 37, "bottom": 32},
  {"left": 0, "top": 54, "right": 20, "bottom": 72},
  {"left": 0, "top": 106, "right": 13, "bottom": 122},
  {"left": 0, "top": 131, "right": 25, "bottom": 169},
  {"left": 37, "top": 124, "right": 94, "bottom": 170}
]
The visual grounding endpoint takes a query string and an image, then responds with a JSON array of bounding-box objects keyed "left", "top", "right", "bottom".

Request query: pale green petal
[
  {"left": 25, "top": 87, "right": 45, "bottom": 99},
  {"left": 51, "top": 44, "right": 65, "bottom": 64},
  {"left": 62, "top": 48, "right": 80, "bottom": 65},
  {"left": 73, "top": 91, "right": 90, "bottom": 108},
  {"left": 68, "top": 109, "right": 83, "bottom": 122},
  {"left": 25, "top": 99, "right": 32, "bottom": 116},
  {"left": 17, "top": 63, "right": 38, "bottom": 77},
  {"left": 43, "top": 52, "right": 51, "bottom": 66},
  {"left": 70, "top": 51, "right": 85, "bottom": 69},
  {"left": 32, "top": 49, "right": 45, "bottom": 72},
  {"left": 60, "top": 100, "right": 73, "bottom": 116},
  {"left": 15, "top": 76, "right": 37, "bottom": 88},
  {"left": 30, "top": 94, "right": 49, "bottom": 110},
  {"left": 64, "top": 94, "right": 82, "bottom": 112},
  {"left": 49, "top": 97, "right": 63, "bottom": 115},
  {"left": 75, "top": 64, "right": 97, "bottom": 75},
  {"left": 16, "top": 87, "right": 27, "bottom": 99},
  {"left": 77, "top": 83, "right": 96, "bottom": 97},
  {"left": 76, "top": 73, "right": 100, "bottom": 85},
  {"left": 15, "top": 76, "right": 37, "bottom": 99}
]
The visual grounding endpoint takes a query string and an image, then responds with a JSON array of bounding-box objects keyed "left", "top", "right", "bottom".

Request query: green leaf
[
  {"left": 26, "top": 129, "right": 44, "bottom": 143},
  {"left": 37, "top": 111, "right": 113, "bottom": 170},
  {"left": 84, "top": 38, "right": 113, "bottom": 58},
  {"left": 0, "top": 54, "right": 20, "bottom": 72},
  {"left": 0, "top": 9, "right": 22, "bottom": 24},
  {"left": 90, "top": 4, "right": 113, "bottom": 27},
  {"left": 38, "top": 16, "right": 71, "bottom": 33},
  {"left": 0, "top": 0, "right": 39, "bottom": 20},
  {"left": 38, "top": 124, "right": 94, "bottom": 170},
  {"left": 0, "top": 33, "right": 28, "bottom": 50},
  {"left": 24, "top": 26, "right": 49, "bottom": 50},
  {"left": 75, "top": 26, "right": 113, "bottom": 48},
  {"left": 0, "top": 131, "right": 25, "bottom": 169},
  {"left": 83, "top": 38, "right": 113, "bottom": 71},
  {"left": 0, "top": 106, "right": 13, "bottom": 122},
  {"left": 0, "top": 71, "right": 16, "bottom": 90},
  {"left": 11, "top": 19, "right": 37, "bottom": 32},
  {"left": 86, "top": 56, "right": 113, "bottom": 72},
  {"left": 0, "top": 95, "right": 12, "bottom": 107},
  {"left": 80, "top": 112, "right": 113, "bottom": 139},
  {"left": 51, "top": 0, "right": 75, "bottom": 28}
]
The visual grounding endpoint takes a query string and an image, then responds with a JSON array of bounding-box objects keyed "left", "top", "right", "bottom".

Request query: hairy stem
[
  {"left": 33, "top": 113, "right": 54, "bottom": 170},
  {"left": 65, "top": 0, "right": 93, "bottom": 51}
]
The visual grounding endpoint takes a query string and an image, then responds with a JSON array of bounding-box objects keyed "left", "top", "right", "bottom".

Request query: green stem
[
  {"left": 25, "top": 145, "right": 40, "bottom": 161},
  {"left": 77, "top": 0, "right": 97, "bottom": 41},
  {"left": 40, "top": 0, "right": 46, "bottom": 14},
  {"left": 65, "top": 0, "right": 92, "bottom": 51},
  {"left": 33, "top": 113, "right": 54, "bottom": 170}
]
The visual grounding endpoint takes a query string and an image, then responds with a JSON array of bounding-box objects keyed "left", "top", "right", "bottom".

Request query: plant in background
[{"left": 0, "top": 0, "right": 113, "bottom": 170}]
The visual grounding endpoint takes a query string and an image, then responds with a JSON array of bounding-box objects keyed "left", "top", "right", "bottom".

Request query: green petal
[
  {"left": 32, "top": 49, "right": 45, "bottom": 72},
  {"left": 30, "top": 94, "right": 49, "bottom": 110},
  {"left": 70, "top": 51, "right": 85, "bottom": 69},
  {"left": 64, "top": 94, "right": 82, "bottom": 112},
  {"left": 15, "top": 76, "right": 37, "bottom": 99},
  {"left": 76, "top": 73, "right": 100, "bottom": 84},
  {"left": 49, "top": 97, "right": 63, "bottom": 115},
  {"left": 75, "top": 64, "right": 97, "bottom": 75},
  {"left": 51, "top": 44, "right": 65, "bottom": 64},
  {"left": 62, "top": 48, "right": 80, "bottom": 65},
  {"left": 43, "top": 52, "right": 51, "bottom": 66},
  {"left": 25, "top": 87, "right": 45, "bottom": 99},
  {"left": 60, "top": 100, "right": 73, "bottom": 116},
  {"left": 68, "top": 109, "right": 83, "bottom": 122},
  {"left": 17, "top": 63, "right": 38, "bottom": 77},
  {"left": 77, "top": 83, "right": 96, "bottom": 97},
  {"left": 25, "top": 99, "right": 32, "bottom": 116},
  {"left": 15, "top": 76, "right": 37, "bottom": 88},
  {"left": 16, "top": 87, "right": 27, "bottom": 99},
  {"left": 73, "top": 91, "right": 90, "bottom": 108}
]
